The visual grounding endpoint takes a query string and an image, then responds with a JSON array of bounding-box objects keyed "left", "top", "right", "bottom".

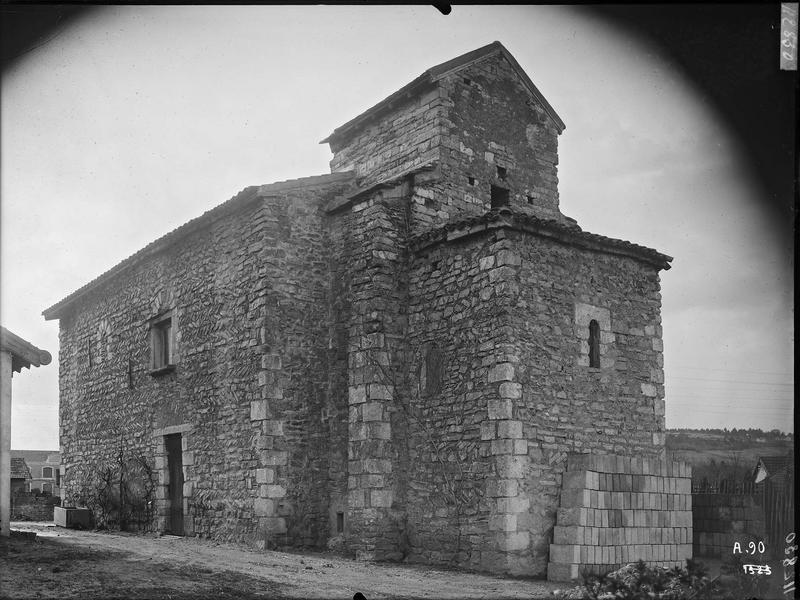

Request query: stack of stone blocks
[{"left": 548, "top": 453, "right": 693, "bottom": 582}]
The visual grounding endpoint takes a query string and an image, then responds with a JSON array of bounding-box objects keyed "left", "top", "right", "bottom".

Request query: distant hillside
[{"left": 666, "top": 428, "right": 794, "bottom": 482}]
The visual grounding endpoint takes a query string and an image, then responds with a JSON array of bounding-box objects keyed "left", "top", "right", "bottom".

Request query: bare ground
[{"left": 1, "top": 523, "right": 564, "bottom": 600}]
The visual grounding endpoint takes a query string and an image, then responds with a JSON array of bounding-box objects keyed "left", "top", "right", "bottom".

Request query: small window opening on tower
[
  {"left": 588, "top": 319, "right": 601, "bottom": 368},
  {"left": 467, "top": 175, "right": 476, "bottom": 186},
  {"left": 496, "top": 166, "right": 507, "bottom": 180},
  {"left": 526, "top": 194, "right": 535, "bottom": 205},
  {"left": 336, "top": 512, "right": 344, "bottom": 533},
  {"left": 490, "top": 185, "right": 510, "bottom": 209}
]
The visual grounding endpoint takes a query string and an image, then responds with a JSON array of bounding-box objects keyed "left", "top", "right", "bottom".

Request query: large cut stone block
[
  {"left": 487, "top": 398, "right": 513, "bottom": 420},
  {"left": 553, "top": 525, "right": 584, "bottom": 545},
  {"left": 498, "top": 530, "right": 529, "bottom": 551},
  {"left": 550, "top": 543, "right": 580, "bottom": 564},
  {"left": 250, "top": 400, "right": 269, "bottom": 421},
  {"left": 497, "top": 420, "right": 523, "bottom": 439},
  {"left": 488, "top": 363, "right": 515, "bottom": 382},
  {"left": 254, "top": 498, "right": 275, "bottom": 517}
]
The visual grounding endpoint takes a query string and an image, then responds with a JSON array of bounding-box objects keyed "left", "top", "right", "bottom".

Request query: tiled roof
[
  {"left": 322, "top": 41, "right": 565, "bottom": 147},
  {"left": 11, "top": 458, "right": 31, "bottom": 480},
  {"left": 42, "top": 172, "right": 354, "bottom": 321},
  {"left": 757, "top": 455, "right": 794, "bottom": 476},
  {"left": 0, "top": 326, "right": 52, "bottom": 373},
  {"left": 411, "top": 208, "right": 673, "bottom": 271}
]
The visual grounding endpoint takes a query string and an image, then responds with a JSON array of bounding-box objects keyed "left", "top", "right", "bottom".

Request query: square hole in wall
[
  {"left": 463, "top": 77, "right": 471, "bottom": 85},
  {"left": 467, "top": 175, "right": 476, "bottom": 186},
  {"left": 496, "top": 166, "right": 507, "bottom": 180},
  {"left": 526, "top": 195, "right": 535, "bottom": 205}
]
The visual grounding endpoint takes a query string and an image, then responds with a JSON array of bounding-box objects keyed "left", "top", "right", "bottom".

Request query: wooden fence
[
  {"left": 692, "top": 471, "right": 794, "bottom": 558},
  {"left": 692, "top": 478, "right": 757, "bottom": 495},
  {"left": 762, "top": 467, "right": 794, "bottom": 555}
]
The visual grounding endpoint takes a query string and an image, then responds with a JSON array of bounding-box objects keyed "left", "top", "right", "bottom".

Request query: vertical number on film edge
[
  {"left": 780, "top": 3, "right": 798, "bottom": 70},
  {"left": 784, "top": 532, "right": 796, "bottom": 596}
]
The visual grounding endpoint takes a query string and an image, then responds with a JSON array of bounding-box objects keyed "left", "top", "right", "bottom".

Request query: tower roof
[{"left": 322, "top": 41, "right": 565, "bottom": 147}]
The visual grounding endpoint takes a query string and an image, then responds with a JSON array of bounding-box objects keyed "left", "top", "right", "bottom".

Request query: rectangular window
[
  {"left": 150, "top": 312, "right": 176, "bottom": 374},
  {"left": 42, "top": 467, "right": 53, "bottom": 478},
  {"left": 336, "top": 511, "right": 344, "bottom": 533}
]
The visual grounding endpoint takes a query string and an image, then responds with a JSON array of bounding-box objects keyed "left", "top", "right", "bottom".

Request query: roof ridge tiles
[
  {"left": 410, "top": 209, "right": 672, "bottom": 270},
  {"left": 42, "top": 172, "right": 356, "bottom": 320}
]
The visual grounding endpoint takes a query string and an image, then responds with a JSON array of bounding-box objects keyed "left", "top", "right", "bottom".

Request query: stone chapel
[{"left": 43, "top": 41, "right": 673, "bottom": 576}]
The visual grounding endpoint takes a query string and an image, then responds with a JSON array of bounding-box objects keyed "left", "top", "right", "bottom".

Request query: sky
[{"left": 1, "top": 6, "right": 794, "bottom": 450}]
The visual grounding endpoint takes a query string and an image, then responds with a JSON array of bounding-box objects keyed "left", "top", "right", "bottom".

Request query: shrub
[{"left": 575, "top": 559, "right": 713, "bottom": 600}]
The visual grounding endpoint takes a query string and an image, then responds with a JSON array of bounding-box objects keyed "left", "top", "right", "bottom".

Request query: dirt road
[{"left": 1, "top": 523, "right": 565, "bottom": 599}]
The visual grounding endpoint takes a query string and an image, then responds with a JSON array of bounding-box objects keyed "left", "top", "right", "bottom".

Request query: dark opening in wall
[
  {"left": 467, "top": 175, "right": 476, "bottom": 186},
  {"left": 526, "top": 195, "right": 535, "bottom": 205},
  {"left": 463, "top": 77, "right": 471, "bottom": 85},
  {"left": 336, "top": 512, "right": 344, "bottom": 533},
  {"left": 496, "top": 166, "right": 507, "bottom": 180},
  {"left": 589, "top": 319, "right": 601, "bottom": 368},
  {"left": 490, "top": 185, "right": 510, "bottom": 209},
  {"left": 420, "top": 344, "right": 444, "bottom": 396}
]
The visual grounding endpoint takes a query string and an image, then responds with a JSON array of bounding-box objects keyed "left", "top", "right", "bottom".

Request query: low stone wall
[
  {"left": 11, "top": 494, "right": 61, "bottom": 521},
  {"left": 547, "top": 454, "right": 693, "bottom": 582},
  {"left": 692, "top": 493, "right": 765, "bottom": 558}
]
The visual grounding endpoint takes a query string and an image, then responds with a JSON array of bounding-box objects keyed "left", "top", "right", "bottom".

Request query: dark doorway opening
[{"left": 165, "top": 433, "right": 184, "bottom": 535}]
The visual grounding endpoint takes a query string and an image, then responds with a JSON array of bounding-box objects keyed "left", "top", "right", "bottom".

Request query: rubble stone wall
[
  {"left": 506, "top": 229, "right": 667, "bottom": 575},
  {"left": 58, "top": 180, "right": 352, "bottom": 547},
  {"left": 328, "top": 85, "right": 444, "bottom": 187},
  {"left": 408, "top": 56, "right": 565, "bottom": 236},
  {"left": 402, "top": 229, "right": 507, "bottom": 570}
]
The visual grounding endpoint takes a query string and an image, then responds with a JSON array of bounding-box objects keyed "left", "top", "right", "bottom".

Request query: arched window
[
  {"left": 419, "top": 344, "right": 444, "bottom": 396},
  {"left": 588, "top": 319, "right": 600, "bottom": 368}
]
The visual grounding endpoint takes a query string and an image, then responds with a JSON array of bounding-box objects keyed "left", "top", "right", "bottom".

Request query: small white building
[{"left": 1, "top": 326, "right": 51, "bottom": 536}]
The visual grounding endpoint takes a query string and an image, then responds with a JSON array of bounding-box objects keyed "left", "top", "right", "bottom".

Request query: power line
[
  {"left": 670, "top": 365, "right": 793, "bottom": 377},
  {"left": 665, "top": 407, "right": 794, "bottom": 415},
  {"left": 667, "top": 389, "right": 795, "bottom": 398},
  {"left": 670, "top": 376, "right": 793, "bottom": 386},
  {"left": 667, "top": 395, "right": 794, "bottom": 402}
]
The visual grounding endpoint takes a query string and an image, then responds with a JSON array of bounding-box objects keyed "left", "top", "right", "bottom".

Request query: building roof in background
[
  {"left": 0, "top": 326, "right": 51, "bottom": 373},
  {"left": 753, "top": 454, "right": 794, "bottom": 483},
  {"left": 10, "top": 450, "right": 61, "bottom": 464},
  {"left": 10, "top": 457, "right": 31, "bottom": 480}
]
